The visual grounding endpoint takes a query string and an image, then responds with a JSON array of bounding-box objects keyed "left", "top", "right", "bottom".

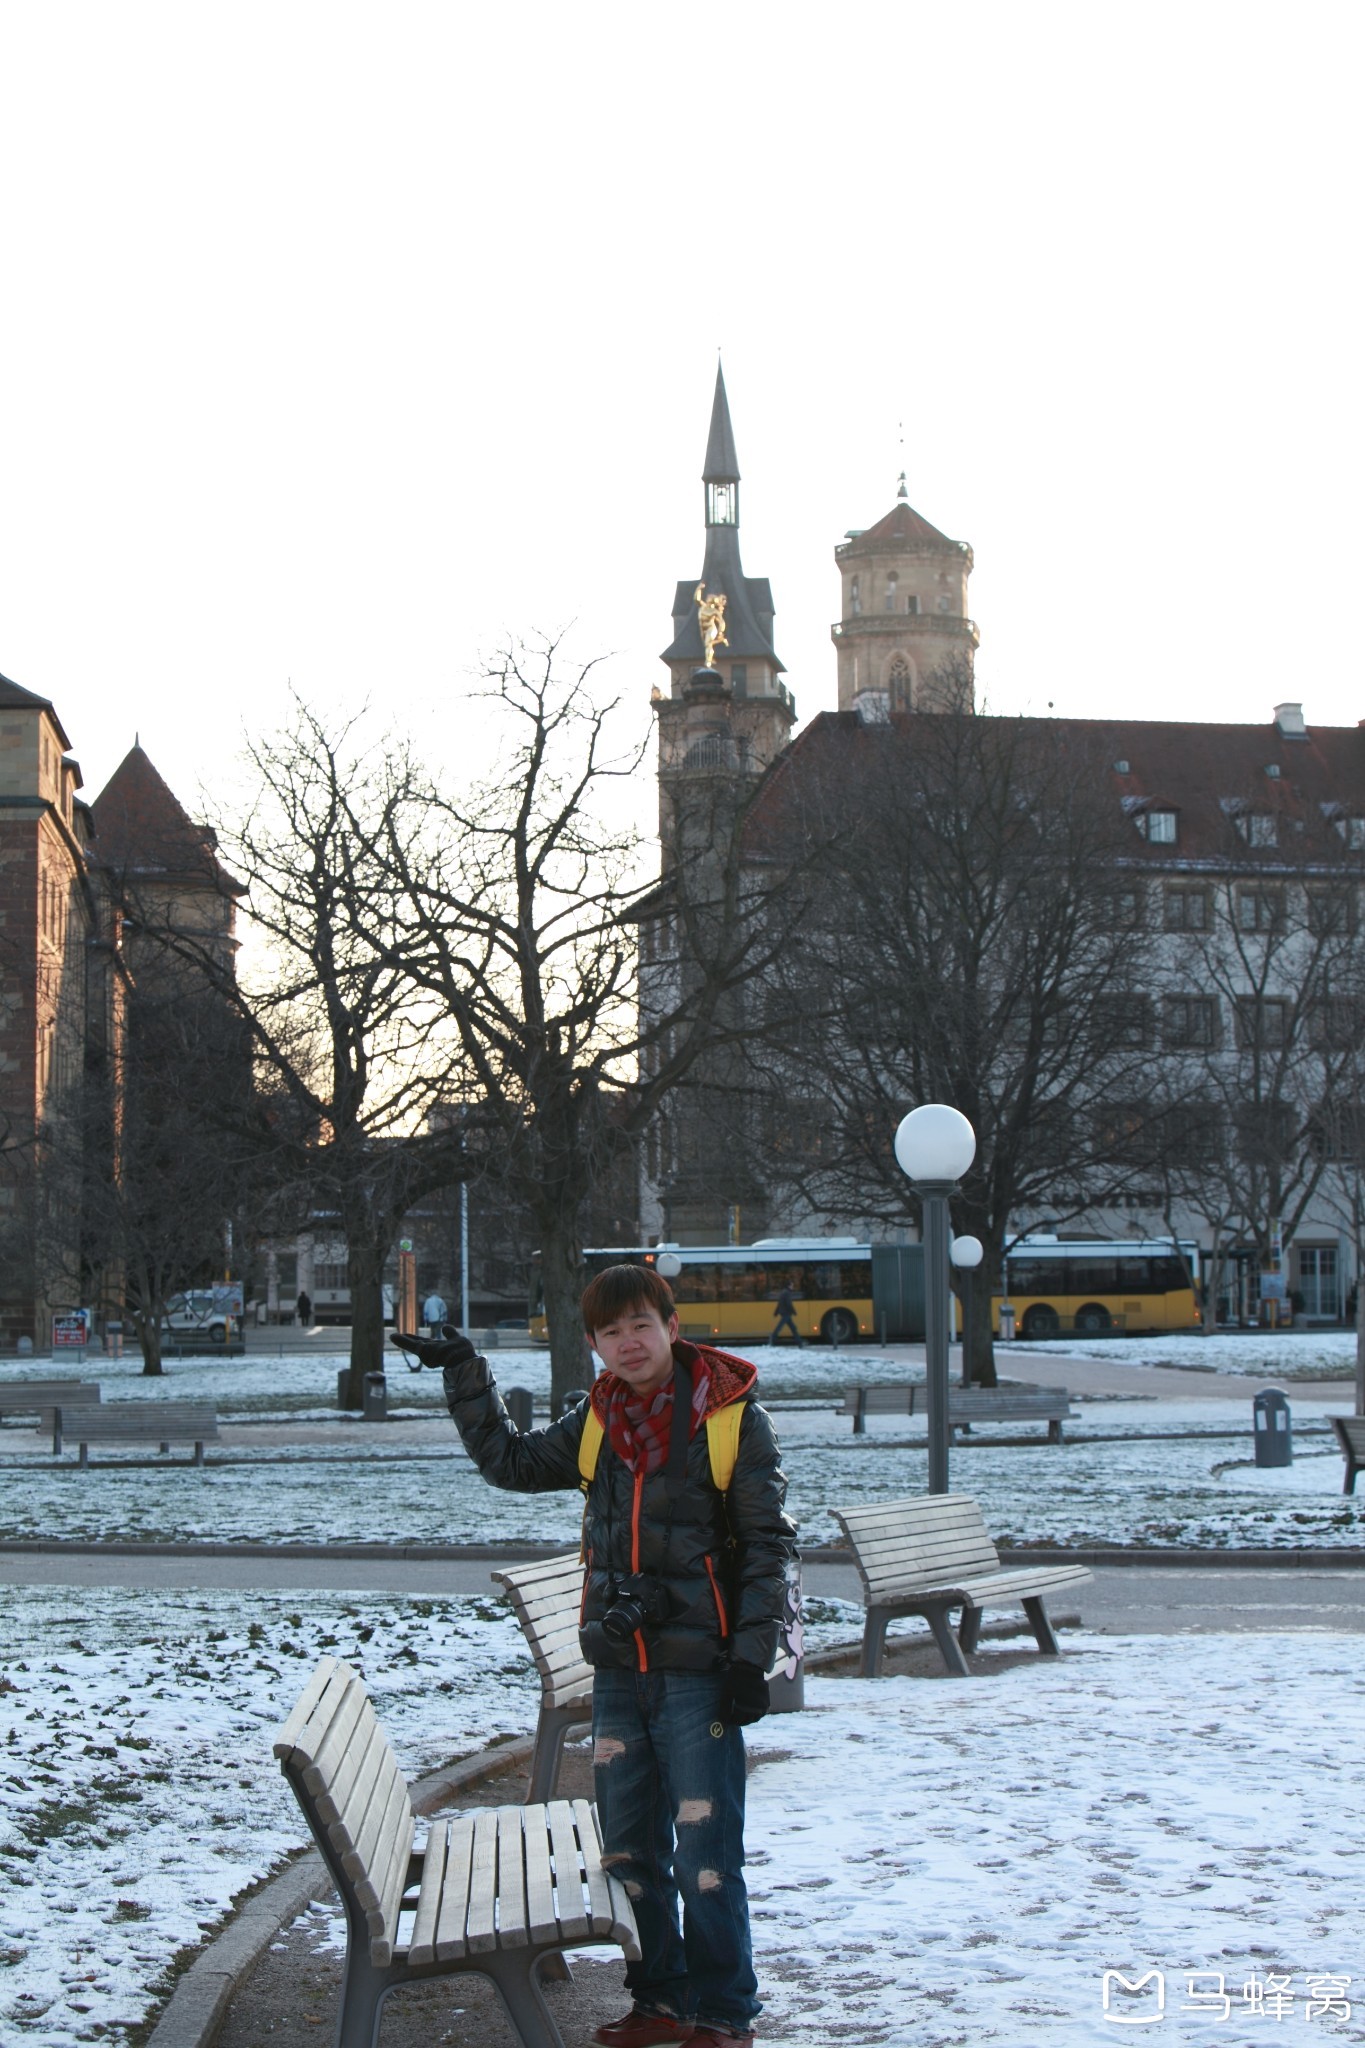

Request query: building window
[
  {"left": 1135, "top": 809, "right": 1178, "bottom": 843},
  {"left": 1103, "top": 887, "right": 1145, "bottom": 930},
  {"left": 905, "top": 593, "right": 919, "bottom": 615},
  {"left": 708, "top": 482, "right": 736, "bottom": 525},
  {"left": 1297, "top": 1246, "right": 1339, "bottom": 1319},
  {"left": 1165, "top": 995, "right": 1218, "bottom": 1047},
  {"left": 850, "top": 576, "right": 862, "bottom": 616},
  {"left": 730, "top": 663, "right": 748, "bottom": 697},
  {"left": 1333, "top": 815, "right": 1365, "bottom": 849},
  {"left": 888, "top": 657, "right": 911, "bottom": 710},
  {"left": 936, "top": 595, "right": 951, "bottom": 613},
  {"left": 1307, "top": 885, "right": 1356, "bottom": 935},
  {"left": 1094, "top": 994, "right": 1151, "bottom": 1047},
  {"left": 1311, "top": 996, "right": 1362, "bottom": 1049},
  {"left": 1235, "top": 996, "right": 1290, "bottom": 1049},
  {"left": 313, "top": 1262, "right": 348, "bottom": 1291},
  {"left": 884, "top": 572, "right": 899, "bottom": 612},
  {"left": 1164, "top": 886, "right": 1209, "bottom": 931},
  {"left": 1237, "top": 886, "right": 1284, "bottom": 933},
  {"left": 1235, "top": 811, "right": 1277, "bottom": 846}
]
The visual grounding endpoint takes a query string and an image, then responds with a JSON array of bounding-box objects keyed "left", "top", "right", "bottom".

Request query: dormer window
[
  {"left": 1334, "top": 816, "right": 1365, "bottom": 849},
  {"left": 706, "top": 481, "right": 737, "bottom": 526},
  {"left": 1236, "top": 813, "right": 1277, "bottom": 847},
  {"left": 1135, "top": 809, "right": 1178, "bottom": 844}
]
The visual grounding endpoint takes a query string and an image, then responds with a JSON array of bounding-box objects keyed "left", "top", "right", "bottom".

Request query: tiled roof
[
  {"left": 0, "top": 667, "right": 74, "bottom": 749},
  {"left": 844, "top": 501, "right": 961, "bottom": 552},
  {"left": 89, "top": 743, "right": 243, "bottom": 891},
  {"left": 744, "top": 710, "right": 1365, "bottom": 867}
]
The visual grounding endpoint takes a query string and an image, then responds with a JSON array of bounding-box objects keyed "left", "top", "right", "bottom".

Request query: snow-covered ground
[
  {"left": 1006, "top": 1329, "right": 1358, "bottom": 1381},
  {"left": 3, "top": 1601, "right": 1361, "bottom": 2044},
  {"left": 1, "top": 1391, "right": 1359, "bottom": 1551}
]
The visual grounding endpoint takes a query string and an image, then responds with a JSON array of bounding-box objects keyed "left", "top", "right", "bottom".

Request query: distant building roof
[
  {"left": 839, "top": 499, "right": 962, "bottom": 554},
  {"left": 703, "top": 362, "right": 740, "bottom": 482},
  {"left": 745, "top": 709, "right": 1365, "bottom": 866},
  {"left": 89, "top": 743, "right": 243, "bottom": 892},
  {"left": 0, "top": 667, "right": 74, "bottom": 750}
]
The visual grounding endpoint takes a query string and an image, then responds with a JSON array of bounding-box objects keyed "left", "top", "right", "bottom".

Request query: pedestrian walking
[
  {"left": 770, "top": 1283, "right": 800, "bottom": 1346},
  {"left": 295, "top": 1289, "right": 312, "bottom": 1327},
  {"left": 394, "top": 1263, "right": 796, "bottom": 2048},
  {"left": 422, "top": 1290, "right": 448, "bottom": 1334}
]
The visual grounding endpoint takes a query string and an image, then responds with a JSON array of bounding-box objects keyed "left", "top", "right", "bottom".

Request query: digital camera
[{"left": 600, "top": 1573, "right": 671, "bottom": 1644}]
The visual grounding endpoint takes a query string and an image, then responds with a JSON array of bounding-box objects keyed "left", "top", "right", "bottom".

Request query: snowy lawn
[
  {"left": 3, "top": 1603, "right": 1361, "bottom": 2045},
  {"left": 0, "top": 1583, "right": 863, "bottom": 2046},
  {"left": 0, "top": 1394, "right": 1360, "bottom": 1551},
  {"left": 1009, "top": 1329, "right": 1358, "bottom": 1381},
  {"left": 743, "top": 1635, "right": 1365, "bottom": 2044}
]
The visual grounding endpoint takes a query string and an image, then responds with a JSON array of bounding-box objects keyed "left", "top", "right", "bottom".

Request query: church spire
[{"left": 703, "top": 361, "right": 740, "bottom": 526}]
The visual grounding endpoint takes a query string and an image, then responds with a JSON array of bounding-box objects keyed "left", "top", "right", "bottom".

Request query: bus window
[
  {"left": 1008, "top": 1258, "right": 1054, "bottom": 1296},
  {"left": 1065, "top": 1259, "right": 1118, "bottom": 1294}
]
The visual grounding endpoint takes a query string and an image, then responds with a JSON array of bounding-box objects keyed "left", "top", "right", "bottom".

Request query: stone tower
[
  {"left": 655, "top": 362, "right": 795, "bottom": 823},
  {"left": 831, "top": 476, "right": 978, "bottom": 715}
]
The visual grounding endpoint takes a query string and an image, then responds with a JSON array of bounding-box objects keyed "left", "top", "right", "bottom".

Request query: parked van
[{"left": 161, "top": 1289, "right": 238, "bottom": 1345}]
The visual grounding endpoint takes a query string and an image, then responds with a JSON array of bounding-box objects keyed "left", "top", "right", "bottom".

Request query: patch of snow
[{"left": 1010, "top": 1330, "right": 1357, "bottom": 1381}]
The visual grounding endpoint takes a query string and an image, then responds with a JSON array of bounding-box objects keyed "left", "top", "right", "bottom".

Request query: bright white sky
[{"left": 1, "top": 2, "right": 1361, "bottom": 822}]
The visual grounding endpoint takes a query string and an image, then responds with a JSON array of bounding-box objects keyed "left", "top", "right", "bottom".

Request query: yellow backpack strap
[
  {"left": 705, "top": 1401, "right": 745, "bottom": 1494},
  {"left": 578, "top": 1407, "right": 604, "bottom": 1494}
]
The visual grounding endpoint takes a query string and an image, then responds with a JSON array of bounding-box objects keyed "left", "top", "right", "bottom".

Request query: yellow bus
[
  {"left": 530, "top": 1239, "right": 889, "bottom": 1346},
  {"left": 999, "top": 1236, "right": 1202, "bottom": 1339}
]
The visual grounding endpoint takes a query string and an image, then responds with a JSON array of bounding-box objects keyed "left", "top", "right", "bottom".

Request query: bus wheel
[
  {"left": 1076, "top": 1304, "right": 1111, "bottom": 1334},
  {"left": 1022, "top": 1305, "right": 1060, "bottom": 1341},
  {"left": 821, "top": 1307, "right": 859, "bottom": 1346}
]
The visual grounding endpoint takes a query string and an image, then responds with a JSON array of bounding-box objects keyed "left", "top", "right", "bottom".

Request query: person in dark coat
[
  {"left": 770, "top": 1283, "right": 800, "bottom": 1345},
  {"left": 393, "top": 1263, "right": 797, "bottom": 2048},
  {"left": 295, "top": 1290, "right": 312, "bottom": 1327}
]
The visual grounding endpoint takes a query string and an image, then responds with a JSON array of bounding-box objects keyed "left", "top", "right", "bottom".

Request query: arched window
[
  {"left": 885, "top": 572, "right": 899, "bottom": 612},
  {"left": 888, "top": 656, "right": 912, "bottom": 710},
  {"left": 850, "top": 575, "right": 861, "bottom": 615}
]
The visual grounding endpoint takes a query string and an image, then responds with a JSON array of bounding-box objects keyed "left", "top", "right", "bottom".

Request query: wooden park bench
[
  {"left": 1329, "top": 1415, "right": 1365, "bottom": 1495},
  {"left": 830, "top": 1492, "right": 1092, "bottom": 1678},
  {"left": 56, "top": 1399, "right": 219, "bottom": 1465},
  {"left": 274, "top": 1656, "right": 640, "bottom": 2048},
  {"left": 490, "top": 1555, "right": 594, "bottom": 1804},
  {"left": 842, "top": 1383, "right": 1078, "bottom": 1442},
  {"left": 0, "top": 1380, "right": 101, "bottom": 1450}
]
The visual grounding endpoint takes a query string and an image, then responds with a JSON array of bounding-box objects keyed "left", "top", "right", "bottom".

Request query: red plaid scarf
[{"left": 605, "top": 1354, "right": 711, "bottom": 1476}]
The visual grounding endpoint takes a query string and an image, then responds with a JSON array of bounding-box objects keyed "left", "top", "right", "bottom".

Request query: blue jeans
[{"left": 592, "top": 1667, "right": 759, "bottom": 2035}]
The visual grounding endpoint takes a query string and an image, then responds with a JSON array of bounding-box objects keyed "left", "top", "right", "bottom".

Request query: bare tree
[
  {"left": 740, "top": 700, "right": 1172, "bottom": 1383},
  {"left": 344, "top": 639, "right": 790, "bottom": 1414},
  {"left": 138, "top": 703, "right": 468, "bottom": 1405}
]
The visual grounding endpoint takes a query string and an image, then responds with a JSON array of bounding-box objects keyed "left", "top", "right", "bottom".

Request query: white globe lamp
[{"left": 894, "top": 1104, "right": 976, "bottom": 1185}]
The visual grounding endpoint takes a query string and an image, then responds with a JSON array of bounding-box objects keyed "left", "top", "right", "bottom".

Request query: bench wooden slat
[
  {"left": 574, "top": 1796, "right": 614, "bottom": 1935},
  {"left": 547, "top": 1800, "right": 591, "bottom": 1943},
  {"left": 524, "top": 1806, "right": 558, "bottom": 1946},
  {"left": 368, "top": 1810, "right": 417, "bottom": 1966},
  {"left": 496, "top": 1807, "right": 530, "bottom": 1949},
  {"left": 0, "top": 1380, "right": 101, "bottom": 1411},
  {"left": 348, "top": 1753, "right": 407, "bottom": 1890},
  {"left": 272, "top": 1657, "right": 340, "bottom": 1761},
  {"left": 318, "top": 1713, "right": 384, "bottom": 1833},
  {"left": 499, "top": 1579, "right": 588, "bottom": 1628},
  {"left": 330, "top": 1724, "right": 393, "bottom": 1864},
  {"left": 291, "top": 1662, "right": 364, "bottom": 1770},
  {"left": 407, "top": 1816, "right": 449, "bottom": 1966},
  {"left": 465, "top": 1808, "right": 501, "bottom": 1954},
  {"left": 303, "top": 1680, "right": 374, "bottom": 1806},
  {"left": 836, "top": 1492, "right": 984, "bottom": 1530},
  {"left": 433, "top": 1812, "right": 477, "bottom": 1962}
]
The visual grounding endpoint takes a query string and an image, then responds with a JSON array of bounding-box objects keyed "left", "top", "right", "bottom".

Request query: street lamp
[
  {"left": 950, "top": 1235, "right": 984, "bottom": 1388},
  {"left": 894, "top": 1106, "right": 977, "bottom": 1494}
]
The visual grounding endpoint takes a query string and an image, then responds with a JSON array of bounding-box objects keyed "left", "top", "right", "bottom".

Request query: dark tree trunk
[
  {"left": 341, "top": 1232, "right": 388, "bottom": 1409},
  {"left": 963, "top": 1265, "right": 997, "bottom": 1387},
  {"left": 538, "top": 1210, "right": 592, "bottom": 1419},
  {"left": 138, "top": 1319, "right": 165, "bottom": 1376}
]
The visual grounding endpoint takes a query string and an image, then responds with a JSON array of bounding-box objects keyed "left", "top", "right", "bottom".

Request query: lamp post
[
  {"left": 894, "top": 1105, "right": 977, "bottom": 1495},
  {"left": 950, "top": 1235, "right": 984, "bottom": 1387}
]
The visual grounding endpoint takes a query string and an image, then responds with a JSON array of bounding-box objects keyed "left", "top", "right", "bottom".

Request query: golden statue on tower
[{"left": 694, "top": 582, "right": 729, "bottom": 669}]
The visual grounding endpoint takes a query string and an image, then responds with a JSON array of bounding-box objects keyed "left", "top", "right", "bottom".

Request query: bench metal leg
[
  {"left": 78, "top": 1443, "right": 89, "bottom": 1467},
  {"left": 335, "top": 1953, "right": 390, "bottom": 2048},
  {"left": 1048, "top": 1419, "right": 1064, "bottom": 1443},
  {"left": 924, "top": 1604, "right": 972, "bottom": 1678},
  {"left": 1346, "top": 1460, "right": 1359, "bottom": 1497},
  {"left": 193, "top": 1440, "right": 205, "bottom": 1465},
  {"left": 861, "top": 1607, "right": 893, "bottom": 1678},
  {"left": 527, "top": 1707, "right": 589, "bottom": 1804},
  {"left": 852, "top": 1388, "right": 867, "bottom": 1435},
  {"left": 1023, "top": 1595, "right": 1061, "bottom": 1657},
  {"left": 957, "top": 1604, "right": 983, "bottom": 1655},
  {"left": 485, "top": 1949, "right": 567, "bottom": 2048}
]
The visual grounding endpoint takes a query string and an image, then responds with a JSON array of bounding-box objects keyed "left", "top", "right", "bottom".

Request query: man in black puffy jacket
[{"left": 393, "top": 1261, "right": 798, "bottom": 2048}]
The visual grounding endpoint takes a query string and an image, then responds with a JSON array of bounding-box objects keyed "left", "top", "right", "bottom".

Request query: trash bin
[
  {"left": 362, "top": 1371, "right": 388, "bottom": 1422},
  {"left": 767, "top": 1561, "right": 805, "bottom": 1713},
  {"left": 504, "top": 1385, "right": 533, "bottom": 1433},
  {"left": 999, "top": 1303, "right": 1016, "bottom": 1343},
  {"left": 1253, "top": 1386, "right": 1292, "bottom": 1467}
]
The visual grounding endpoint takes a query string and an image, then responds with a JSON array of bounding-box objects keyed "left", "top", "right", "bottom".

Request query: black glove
[
  {"left": 389, "top": 1325, "right": 479, "bottom": 1373},
  {"left": 721, "top": 1661, "right": 770, "bottom": 1727}
]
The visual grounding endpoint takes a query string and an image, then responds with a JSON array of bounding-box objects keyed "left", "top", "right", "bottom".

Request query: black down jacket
[{"left": 442, "top": 1341, "right": 798, "bottom": 1673}]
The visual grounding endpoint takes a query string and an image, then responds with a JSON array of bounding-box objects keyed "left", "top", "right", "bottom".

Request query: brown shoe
[
  {"left": 592, "top": 2012, "right": 695, "bottom": 2047},
  {"left": 688, "top": 2031, "right": 754, "bottom": 2047}
]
